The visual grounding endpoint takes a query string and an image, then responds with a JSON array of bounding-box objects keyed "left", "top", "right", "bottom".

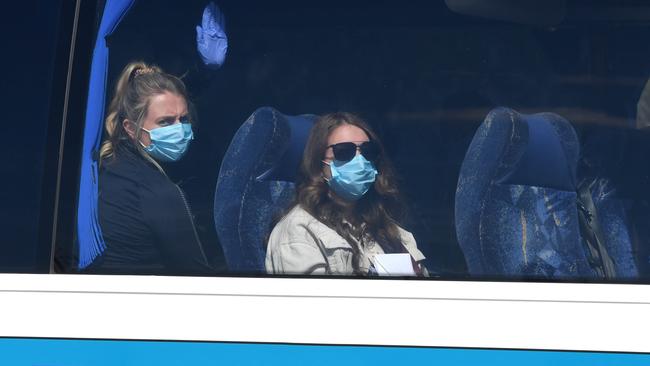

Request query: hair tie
[{"left": 129, "top": 66, "right": 155, "bottom": 82}]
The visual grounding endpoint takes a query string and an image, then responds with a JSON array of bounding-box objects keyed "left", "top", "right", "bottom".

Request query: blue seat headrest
[
  {"left": 256, "top": 113, "right": 316, "bottom": 182},
  {"left": 492, "top": 108, "right": 578, "bottom": 191}
]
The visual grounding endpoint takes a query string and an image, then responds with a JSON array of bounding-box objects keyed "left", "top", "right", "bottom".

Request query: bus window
[
  {"left": 0, "top": 0, "right": 71, "bottom": 273},
  {"left": 59, "top": 0, "right": 650, "bottom": 282}
]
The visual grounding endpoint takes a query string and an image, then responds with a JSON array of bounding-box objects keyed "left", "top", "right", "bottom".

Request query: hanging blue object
[
  {"left": 196, "top": 1, "right": 228, "bottom": 68},
  {"left": 77, "top": 0, "right": 135, "bottom": 269}
]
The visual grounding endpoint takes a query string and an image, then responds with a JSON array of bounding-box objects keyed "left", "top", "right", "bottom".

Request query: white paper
[{"left": 372, "top": 253, "right": 416, "bottom": 276}]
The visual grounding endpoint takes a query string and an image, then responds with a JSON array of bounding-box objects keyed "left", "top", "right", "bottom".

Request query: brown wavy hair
[{"left": 292, "top": 112, "right": 407, "bottom": 274}]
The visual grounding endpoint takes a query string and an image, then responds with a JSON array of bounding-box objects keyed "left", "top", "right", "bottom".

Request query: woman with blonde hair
[
  {"left": 90, "top": 61, "right": 213, "bottom": 275},
  {"left": 266, "top": 112, "right": 428, "bottom": 276}
]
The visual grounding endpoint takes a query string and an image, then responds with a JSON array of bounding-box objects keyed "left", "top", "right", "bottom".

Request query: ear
[{"left": 123, "top": 119, "right": 137, "bottom": 139}]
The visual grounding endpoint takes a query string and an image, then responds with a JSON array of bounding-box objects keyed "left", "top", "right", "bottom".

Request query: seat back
[
  {"left": 214, "top": 107, "right": 316, "bottom": 273},
  {"left": 455, "top": 107, "right": 595, "bottom": 278}
]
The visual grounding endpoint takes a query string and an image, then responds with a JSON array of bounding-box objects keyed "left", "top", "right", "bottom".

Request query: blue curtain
[{"left": 76, "top": 0, "right": 135, "bottom": 269}]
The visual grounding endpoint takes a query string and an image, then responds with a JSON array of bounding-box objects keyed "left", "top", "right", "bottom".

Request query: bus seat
[
  {"left": 455, "top": 107, "right": 595, "bottom": 279},
  {"left": 214, "top": 107, "right": 316, "bottom": 273}
]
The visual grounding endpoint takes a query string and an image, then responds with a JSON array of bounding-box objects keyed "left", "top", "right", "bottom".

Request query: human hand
[{"left": 196, "top": 1, "right": 228, "bottom": 69}]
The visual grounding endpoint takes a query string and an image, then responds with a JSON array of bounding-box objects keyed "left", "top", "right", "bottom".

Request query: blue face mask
[
  {"left": 325, "top": 154, "right": 378, "bottom": 201},
  {"left": 141, "top": 123, "right": 194, "bottom": 162}
]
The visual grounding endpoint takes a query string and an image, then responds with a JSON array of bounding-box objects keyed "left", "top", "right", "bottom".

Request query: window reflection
[{"left": 64, "top": 0, "right": 650, "bottom": 282}]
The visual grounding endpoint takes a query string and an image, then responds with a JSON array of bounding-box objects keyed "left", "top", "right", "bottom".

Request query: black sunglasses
[{"left": 328, "top": 141, "right": 380, "bottom": 163}]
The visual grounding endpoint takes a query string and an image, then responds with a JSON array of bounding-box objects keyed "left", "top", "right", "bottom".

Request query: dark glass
[
  {"left": 329, "top": 141, "right": 379, "bottom": 163},
  {"left": 0, "top": 0, "right": 75, "bottom": 273},
  {"left": 57, "top": 0, "right": 650, "bottom": 282}
]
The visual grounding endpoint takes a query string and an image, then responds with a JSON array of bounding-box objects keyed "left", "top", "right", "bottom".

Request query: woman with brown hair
[
  {"left": 90, "top": 61, "right": 214, "bottom": 275},
  {"left": 265, "top": 112, "right": 427, "bottom": 276}
]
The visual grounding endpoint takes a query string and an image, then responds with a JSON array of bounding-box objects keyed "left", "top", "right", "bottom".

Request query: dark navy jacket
[{"left": 89, "top": 145, "right": 213, "bottom": 275}]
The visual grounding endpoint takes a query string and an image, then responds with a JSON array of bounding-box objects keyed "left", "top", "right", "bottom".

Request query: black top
[{"left": 89, "top": 145, "right": 214, "bottom": 275}]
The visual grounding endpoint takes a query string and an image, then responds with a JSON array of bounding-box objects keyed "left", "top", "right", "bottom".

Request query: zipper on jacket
[{"left": 175, "top": 184, "right": 209, "bottom": 264}]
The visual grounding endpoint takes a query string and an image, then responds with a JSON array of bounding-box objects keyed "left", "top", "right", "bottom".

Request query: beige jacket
[{"left": 265, "top": 205, "right": 426, "bottom": 275}]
